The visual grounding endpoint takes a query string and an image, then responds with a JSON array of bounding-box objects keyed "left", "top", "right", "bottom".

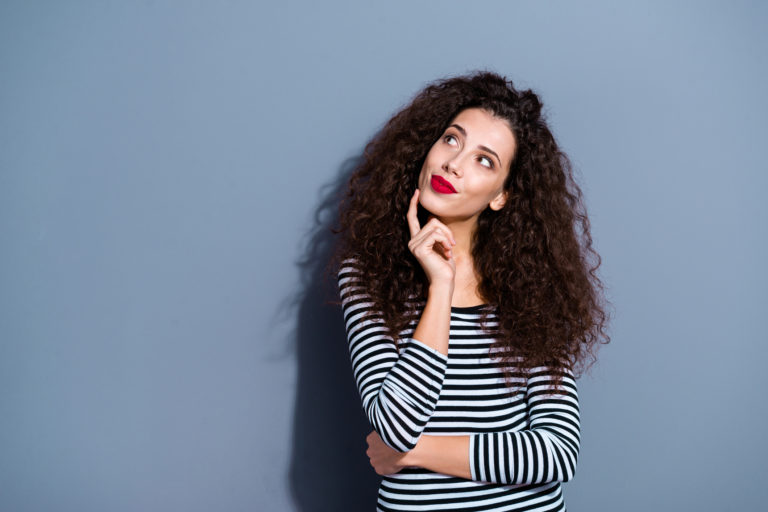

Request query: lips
[{"left": 430, "top": 175, "right": 457, "bottom": 194}]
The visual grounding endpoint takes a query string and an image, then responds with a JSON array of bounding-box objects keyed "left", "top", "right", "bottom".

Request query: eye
[
  {"left": 443, "top": 134, "right": 458, "bottom": 146},
  {"left": 478, "top": 155, "right": 494, "bottom": 169}
]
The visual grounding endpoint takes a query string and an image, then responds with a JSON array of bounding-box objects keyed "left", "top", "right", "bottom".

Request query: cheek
[
  {"left": 469, "top": 179, "right": 503, "bottom": 204},
  {"left": 418, "top": 163, "right": 430, "bottom": 186},
  {"left": 421, "top": 147, "right": 440, "bottom": 170}
]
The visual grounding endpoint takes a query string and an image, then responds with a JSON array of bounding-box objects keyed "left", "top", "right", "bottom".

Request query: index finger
[{"left": 407, "top": 189, "right": 421, "bottom": 238}]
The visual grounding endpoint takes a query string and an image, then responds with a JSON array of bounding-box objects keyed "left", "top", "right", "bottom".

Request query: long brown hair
[{"left": 332, "top": 70, "right": 609, "bottom": 383}]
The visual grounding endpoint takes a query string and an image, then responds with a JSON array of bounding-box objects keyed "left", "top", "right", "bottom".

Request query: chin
[{"left": 418, "top": 191, "right": 452, "bottom": 218}]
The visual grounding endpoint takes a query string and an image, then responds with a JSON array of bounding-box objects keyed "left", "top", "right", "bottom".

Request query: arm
[
  {"left": 342, "top": 189, "right": 457, "bottom": 452},
  {"left": 469, "top": 367, "right": 580, "bottom": 484},
  {"left": 373, "top": 366, "right": 580, "bottom": 484},
  {"left": 339, "top": 262, "right": 451, "bottom": 452}
]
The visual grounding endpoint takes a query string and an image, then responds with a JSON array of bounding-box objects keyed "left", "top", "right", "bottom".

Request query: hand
[
  {"left": 366, "top": 430, "right": 410, "bottom": 476},
  {"left": 406, "top": 189, "right": 456, "bottom": 287}
]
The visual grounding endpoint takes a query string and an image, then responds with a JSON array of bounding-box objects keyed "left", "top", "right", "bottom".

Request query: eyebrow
[{"left": 448, "top": 123, "right": 503, "bottom": 167}]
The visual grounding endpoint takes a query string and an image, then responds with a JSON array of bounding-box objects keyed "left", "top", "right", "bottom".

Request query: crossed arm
[
  {"left": 364, "top": 369, "right": 580, "bottom": 485},
  {"left": 339, "top": 264, "right": 580, "bottom": 485}
]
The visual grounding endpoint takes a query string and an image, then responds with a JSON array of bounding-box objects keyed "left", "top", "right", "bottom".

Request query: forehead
[{"left": 448, "top": 108, "right": 516, "bottom": 167}]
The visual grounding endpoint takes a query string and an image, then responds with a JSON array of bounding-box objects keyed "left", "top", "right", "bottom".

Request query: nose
[{"left": 443, "top": 154, "right": 463, "bottom": 177}]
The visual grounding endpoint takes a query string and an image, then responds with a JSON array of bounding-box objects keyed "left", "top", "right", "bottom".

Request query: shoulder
[
  {"left": 337, "top": 258, "right": 373, "bottom": 313},
  {"left": 337, "top": 257, "right": 363, "bottom": 287}
]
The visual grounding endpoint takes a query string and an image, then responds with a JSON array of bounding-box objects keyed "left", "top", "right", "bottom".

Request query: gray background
[{"left": 1, "top": 1, "right": 766, "bottom": 511}]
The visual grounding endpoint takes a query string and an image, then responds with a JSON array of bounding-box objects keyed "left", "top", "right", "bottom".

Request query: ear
[{"left": 489, "top": 190, "right": 508, "bottom": 211}]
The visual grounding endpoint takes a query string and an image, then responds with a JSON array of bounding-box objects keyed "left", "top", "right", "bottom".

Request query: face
[{"left": 417, "top": 108, "right": 516, "bottom": 224}]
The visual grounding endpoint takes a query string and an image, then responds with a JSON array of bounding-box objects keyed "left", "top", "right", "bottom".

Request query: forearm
[
  {"left": 339, "top": 264, "right": 449, "bottom": 452},
  {"left": 470, "top": 428, "right": 578, "bottom": 484},
  {"left": 412, "top": 283, "right": 453, "bottom": 356},
  {"left": 402, "top": 427, "right": 578, "bottom": 485},
  {"left": 405, "top": 435, "right": 471, "bottom": 479}
]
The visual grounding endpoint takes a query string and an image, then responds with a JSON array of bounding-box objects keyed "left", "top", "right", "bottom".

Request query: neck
[
  {"left": 439, "top": 214, "right": 486, "bottom": 306},
  {"left": 438, "top": 214, "right": 478, "bottom": 262}
]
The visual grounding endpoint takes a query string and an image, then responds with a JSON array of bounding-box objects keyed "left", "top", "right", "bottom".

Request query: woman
[{"left": 332, "top": 71, "right": 609, "bottom": 511}]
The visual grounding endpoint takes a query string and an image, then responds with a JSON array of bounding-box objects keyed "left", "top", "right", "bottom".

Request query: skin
[
  {"left": 366, "top": 107, "right": 517, "bottom": 478},
  {"left": 416, "top": 107, "right": 516, "bottom": 307}
]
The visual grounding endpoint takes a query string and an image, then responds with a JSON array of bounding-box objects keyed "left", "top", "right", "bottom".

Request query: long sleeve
[
  {"left": 338, "top": 262, "right": 449, "bottom": 452},
  {"left": 469, "top": 367, "right": 580, "bottom": 485}
]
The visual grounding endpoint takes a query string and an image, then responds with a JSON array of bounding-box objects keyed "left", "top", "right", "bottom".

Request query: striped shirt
[{"left": 338, "top": 263, "right": 580, "bottom": 512}]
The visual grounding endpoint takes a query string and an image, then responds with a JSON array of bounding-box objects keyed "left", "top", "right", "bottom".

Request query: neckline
[{"left": 450, "top": 304, "right": 490, "bottom": 312}]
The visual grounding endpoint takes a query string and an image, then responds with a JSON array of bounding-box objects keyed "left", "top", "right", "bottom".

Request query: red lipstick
[{"left": 430, "top": 175, "right": 457, "bottom": 194}]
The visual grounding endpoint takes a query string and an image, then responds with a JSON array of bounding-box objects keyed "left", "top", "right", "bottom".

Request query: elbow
[
  {"left": 389, "top": 431, "right": 421, "bottom": 452},
  {"left": 559, "top": 465, "right": 576, "bottom": 483},
  {"left": 541, "top": 434, "right": 578, "bottom": 483},
  {"left": 376, "top": 430, "right": 417, "bottom": 453},
  {"left": 396, "top": 435, "right": 419, "bottom": 452},
  {"left": 541, "top": 459, "right": 576, "bottom": 484},
  {"left": 395, "top": 442, "right": 415, "bottom": 453},
  {"left": 370, "top": 431, "right": 420, "bottom": 453},
  {"left": 366, "top": 403, "right": 429, "bottom": 453},
  {"left": 558, "top": 447, "right": 579, "bottom": 483},
  {"left": 368, "top": 422, "right": 421, "bottom": 453}
]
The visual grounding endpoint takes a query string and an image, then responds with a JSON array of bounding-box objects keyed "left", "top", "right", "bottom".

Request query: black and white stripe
[{"left": 339, "top": 262, "right": 580, "bottom": 512}]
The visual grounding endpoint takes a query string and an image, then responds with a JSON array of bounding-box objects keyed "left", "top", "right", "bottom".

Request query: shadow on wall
[{"left": 289, "top": 156, "right": 380, "bottom": 511}]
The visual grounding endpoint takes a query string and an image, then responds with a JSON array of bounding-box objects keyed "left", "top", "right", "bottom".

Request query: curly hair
[{"left": 331, "top": 70, "right": 609, "bottom": 385}]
